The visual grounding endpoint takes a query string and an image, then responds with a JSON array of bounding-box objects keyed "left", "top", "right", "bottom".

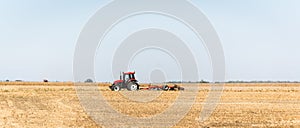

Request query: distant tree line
[
  {"left": 1, "top": 79, "right": 299, "bottom": 84},
  {"left": 226, "top": 80, "right": 300, "bottom": 83},
  {"left": 167, "top": 80, "right": 300, "bottom": 83}
]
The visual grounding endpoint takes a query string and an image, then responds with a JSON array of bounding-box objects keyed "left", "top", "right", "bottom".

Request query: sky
[{"left": 0, "top": 0, "right": 300, "bottom": 82}]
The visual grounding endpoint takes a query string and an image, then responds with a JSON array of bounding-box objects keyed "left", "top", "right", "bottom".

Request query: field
[{"left": 0, "top": 82, "right": 300, "bottom": 127}]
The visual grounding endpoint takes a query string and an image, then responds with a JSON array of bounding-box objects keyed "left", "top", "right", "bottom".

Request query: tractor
[{"left": 109, "top": 72, "right": 140, "bottom": 91}]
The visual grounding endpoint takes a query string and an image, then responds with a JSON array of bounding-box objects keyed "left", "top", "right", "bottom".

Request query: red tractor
[{"left": 109, "top": 72, "right": 140, "bottom": 91}]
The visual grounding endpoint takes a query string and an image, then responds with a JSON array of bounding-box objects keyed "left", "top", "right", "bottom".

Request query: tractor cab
[{"left": 123, "top": 72, "right": 137, "bottom": 83}]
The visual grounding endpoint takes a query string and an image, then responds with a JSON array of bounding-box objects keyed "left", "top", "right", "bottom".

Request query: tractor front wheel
[
  {"left": 162, "top": 85, "right": 169, "bottom": 91},
  {"left": 112, "top": 84, "right": 121, "bottom": 91}
]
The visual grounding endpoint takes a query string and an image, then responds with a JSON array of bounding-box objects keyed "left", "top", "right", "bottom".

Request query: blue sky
[{"left": 0, "top": 0, "right": 300, "bottom": 82}]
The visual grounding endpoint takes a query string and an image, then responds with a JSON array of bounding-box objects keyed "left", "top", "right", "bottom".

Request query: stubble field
[{"left": 0, "top": 82, "right": 299, "bottom": 127}]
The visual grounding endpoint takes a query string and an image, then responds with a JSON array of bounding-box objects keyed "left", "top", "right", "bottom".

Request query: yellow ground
[{"left": 0, "top": 82, "right": 299, "bottom": 127}]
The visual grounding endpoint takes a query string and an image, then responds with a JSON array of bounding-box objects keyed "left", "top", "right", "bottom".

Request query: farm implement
[
  {"left": 140, "top": 84, "right": 184, "bottom": 91},
  {"left": 109, "top": 72, "right": 184, "bottom": 91}
]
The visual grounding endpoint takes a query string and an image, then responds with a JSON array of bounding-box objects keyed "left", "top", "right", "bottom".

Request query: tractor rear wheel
[{"left": 127, "top": 82, "right": 138, "bottom": 91}]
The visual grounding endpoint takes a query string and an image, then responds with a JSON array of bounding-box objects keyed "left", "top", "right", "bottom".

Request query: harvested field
[{"left": 0, "top": 82, "right": 300, "bottom": 127}]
